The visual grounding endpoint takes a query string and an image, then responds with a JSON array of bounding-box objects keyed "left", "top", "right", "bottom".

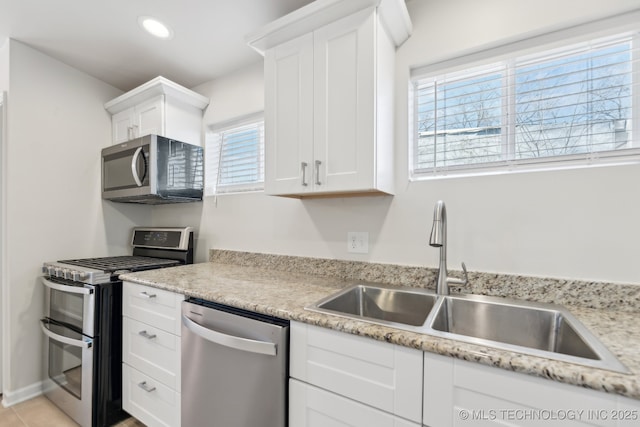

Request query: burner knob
[
  {"left": 41, "top": 265, "right": 47, "bottom": 274},
  {"left": 54, "top": 268, "right": 63, "bottom": 277},
  {"left": 71, "top": 271, "right": 80, "bottom": 281},
  {"left": 63, "top": 269, "right": 72, "bottom": 279},
  {"left": 47, "top": 266, "right": 55, "bottom": 276}
]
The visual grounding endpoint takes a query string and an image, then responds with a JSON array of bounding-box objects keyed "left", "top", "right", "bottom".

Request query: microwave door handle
[
  {"left": 41, "top": 277, "right": 93, "bottom": 295},
  {"left": 40, "top": 319, "right": 92, "bottom": 349},
  {"left": 131, "top": 146, "right": 144, "bottom": 187}
]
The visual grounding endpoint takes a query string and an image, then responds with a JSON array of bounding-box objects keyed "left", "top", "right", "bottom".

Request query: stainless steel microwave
[{"left": 102, "top": 135, "right": 204, "bottom": 204}]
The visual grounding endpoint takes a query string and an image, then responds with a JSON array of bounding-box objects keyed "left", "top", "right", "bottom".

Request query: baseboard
[{"left": 1, "top": 381, "right": 42, "bottom": 407}]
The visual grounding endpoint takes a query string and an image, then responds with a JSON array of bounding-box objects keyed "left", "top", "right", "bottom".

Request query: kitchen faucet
[{"left": 429, "top": 200, "right": 468, "bottom": 295}]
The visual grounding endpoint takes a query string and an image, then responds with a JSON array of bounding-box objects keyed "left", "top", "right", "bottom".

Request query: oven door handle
[
  {"left": 41, "top": 277, "right": 93, "bottom": 295},
  {"left": 182, "top": 314, "right": 277, "bottom": 356},
  {"left": 40, "top": 319, "right": 92, "bottom": 349}
]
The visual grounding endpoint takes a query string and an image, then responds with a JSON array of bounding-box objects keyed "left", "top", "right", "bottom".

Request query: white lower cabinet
[
  {"left": 122, "top": 281, "right": 184, "bottom": 427},
  {"left": 423, "top": 352, "right": 640, "bottom": 427},
  {"left": 290, "top": 321, "right": 423, "bottom": 426},
  {"left": 290, "top": 379, "right": 420, "bottom": 427}
]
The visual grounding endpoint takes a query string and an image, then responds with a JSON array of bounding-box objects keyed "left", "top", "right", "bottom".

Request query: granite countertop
[{"left": 119, "top": 261, "right": 640, "bottom": 400}]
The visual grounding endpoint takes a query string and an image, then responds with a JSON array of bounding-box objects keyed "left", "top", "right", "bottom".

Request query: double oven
[{"left": 40, "top": 227, "right": 194, "bottom": 427}]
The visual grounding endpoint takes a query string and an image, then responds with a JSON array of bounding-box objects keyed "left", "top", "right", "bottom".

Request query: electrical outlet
[{"left": 347, "top": 232, "right": 369, "bottom": 254}]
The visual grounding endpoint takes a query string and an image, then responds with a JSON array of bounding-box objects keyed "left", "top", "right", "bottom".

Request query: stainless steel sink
[
  {"left": 429, "top": 294, "right": 629, "bottom": 373},
  {"left": 307, "top": 285, "right": 628, "bottom": 373},
  {"left": 306, "top": 284, "right": 436, "bottom": 327}
]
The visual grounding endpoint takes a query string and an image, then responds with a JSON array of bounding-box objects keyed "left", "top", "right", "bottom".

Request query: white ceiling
[{"left": 0, "top": 0, "right": 314, "bottom": 91}]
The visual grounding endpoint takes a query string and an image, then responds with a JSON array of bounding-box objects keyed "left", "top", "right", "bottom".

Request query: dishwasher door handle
[{"left": 182, "top": 314, "right": 277, "bottom": 356}]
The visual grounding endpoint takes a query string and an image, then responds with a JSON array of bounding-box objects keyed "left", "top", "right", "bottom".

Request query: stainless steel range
[{"left": 40, "top": 227, "right": 194, "bottom": 427}]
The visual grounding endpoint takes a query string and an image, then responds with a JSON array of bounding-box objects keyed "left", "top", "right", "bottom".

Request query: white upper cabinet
[
  {"left": 248, "top": 0, "right": 412, "bottom": 197},
  {"left": 105, "top": 76, "right": 209, "bottom": 146},
  {"left": 112, "top": 95, "right": 165, "bottom": 144}
]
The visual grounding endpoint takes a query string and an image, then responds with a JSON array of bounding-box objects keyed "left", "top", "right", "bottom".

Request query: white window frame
[
  {"left": 409, "top": 12, "right": 640, "bottom": 180},
  {"left": 205, "top": 112, "right": 265, "bottom": 195}
]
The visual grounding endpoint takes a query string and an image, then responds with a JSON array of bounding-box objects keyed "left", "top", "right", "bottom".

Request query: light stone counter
[{"left": 119, "top": 256, "right": 640, "bottom": 401}]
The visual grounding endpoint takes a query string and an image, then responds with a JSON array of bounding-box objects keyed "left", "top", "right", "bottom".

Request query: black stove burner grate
[{"left": 59, "top": 256, "right": 180, "bottom": 272}]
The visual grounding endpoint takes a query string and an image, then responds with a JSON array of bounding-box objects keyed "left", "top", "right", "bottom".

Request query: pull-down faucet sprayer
[{"left": 429, "top": 200, "right": 468, "bottom": 295}]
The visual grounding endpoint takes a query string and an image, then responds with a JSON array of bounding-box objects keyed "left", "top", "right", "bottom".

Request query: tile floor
[{"left": 0, "top": 395, "right": 146, "bottom": 427}]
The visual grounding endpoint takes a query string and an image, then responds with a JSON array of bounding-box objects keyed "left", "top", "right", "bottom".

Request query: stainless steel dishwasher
[{"left": 181, "top": 298, "right": 289, "bottom": 427}]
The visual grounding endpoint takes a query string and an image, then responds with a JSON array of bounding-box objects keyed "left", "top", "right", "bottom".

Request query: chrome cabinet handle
[
  {"left": 315, "top": 160, "right": 322, "bottom": 185},
  {"left": 138, "top": 381, "right": 156, "bottom": 393},
  {"left": 139, "top": 291, "right": 157, "bottom": 299},
  {"left": 138, "top": 330, "right": 157, "bottom": 340},
  {"left": 301, "top": 162, "right": 308, "bottom": 186}
]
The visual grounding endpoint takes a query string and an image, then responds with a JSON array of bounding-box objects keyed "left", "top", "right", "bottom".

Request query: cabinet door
[
  {"left": 423, "top": 352, "right": 622, "bottom": 427},
  {"left": 113, "top": 108, "right": 133, "bottom": 144},
  {"left": 291, "top": 322, "right": 423, "bottom": 423},
  {"left": 313, "top": 9, "right": 376, "bottom": 193},
  {"left": 264, "top": 33, "right": 314, "bottom": 195},
  {"left": 290, "top": 379, "right": 420, "bottom": 427},
  {"left": 134, "top": 95, "right": 165, "bottom": 139}
]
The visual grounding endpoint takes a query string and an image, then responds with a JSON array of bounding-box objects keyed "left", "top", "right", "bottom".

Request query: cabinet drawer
[
  {"left": 123, "top": 282, "right": 184, "bottom": 335},
  {"left": 123, "top": 317, "right": 181, "bottom": 392},
  {"left": 290, "top": 379, "right": 419, "bottom": 427},
  {"left": 123, "top": 364, "right": 180, "bottom": 427},
  {"left": 290, "top": 322, "right": 422, "bottom": 423}
]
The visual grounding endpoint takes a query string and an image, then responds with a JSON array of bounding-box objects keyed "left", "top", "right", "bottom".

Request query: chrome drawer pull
[
  {"left": 138, "top": 330, "right": 157, "bottom": 340},
  {"left": 138, "top": 381, "right": 156, "bottom": 393},
  {"left": 139, "top": 291, "right": 157, "bottom": 299}
]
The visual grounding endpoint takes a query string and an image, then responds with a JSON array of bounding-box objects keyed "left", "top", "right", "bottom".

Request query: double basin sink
[{"left": 306, "top": 284, "right": 628, "bottom": 373}]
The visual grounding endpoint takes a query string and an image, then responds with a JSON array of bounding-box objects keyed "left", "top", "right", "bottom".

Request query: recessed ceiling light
[{"left": 138, "top": 16, "right": 174, "bottom": 40}]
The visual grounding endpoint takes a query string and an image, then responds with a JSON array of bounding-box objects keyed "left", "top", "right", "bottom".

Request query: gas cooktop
[
  {"left": 60, "top": 256, "right": 180, "bottom": 272},
  {"left": 42, "top": 227, "right": 194, "bottom": 284}
]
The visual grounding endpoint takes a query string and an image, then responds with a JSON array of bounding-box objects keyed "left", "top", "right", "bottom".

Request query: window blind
[
  {"left": 412, "top": 32, "right": 640, "bottom": 177},
  {"left": 205, "top": 118, "right": 265, "bottom": 195}
]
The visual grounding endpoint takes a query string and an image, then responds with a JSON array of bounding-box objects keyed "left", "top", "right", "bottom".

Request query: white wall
[
  {"left": 0, "top": 37, "right": 8, "bottom": 394},
  {"left": 2, "top": 40, "right": 148, "bottom": 401},
  {"left": 152, "top": 0, "right": 640, "bottom": 285},
  {"left": 0, "top": 39, "right": 8, "bottom": 91}
]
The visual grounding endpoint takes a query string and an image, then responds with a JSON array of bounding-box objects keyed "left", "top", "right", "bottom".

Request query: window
[
  {"left": 205, "top": 114, "right": 265, "bottom": 195},
  {"left": 411, "top": 31, "right": 639, "bottom": 178}
]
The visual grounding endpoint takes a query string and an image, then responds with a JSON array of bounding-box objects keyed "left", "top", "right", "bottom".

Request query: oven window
[
  {"left": 49, "top": 288, "right": 84, "bottom": 332},
  {"left": 47, "top": 323, "right": 85, "bottom": 399}
]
